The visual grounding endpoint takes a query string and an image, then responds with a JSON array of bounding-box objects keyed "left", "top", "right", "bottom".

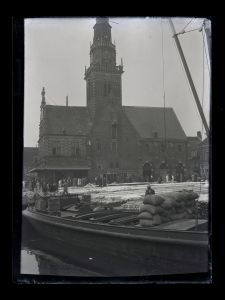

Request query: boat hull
[{"left": 22, "top": 209, "right": 209, "bottom": 276}]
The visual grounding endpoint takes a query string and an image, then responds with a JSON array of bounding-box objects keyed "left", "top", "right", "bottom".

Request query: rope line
[
  {"left": 171, "top": 28, "right": 203, "bottom": 127},
  {"left": 177, "top": 27, "right": 201, "bottom": 35},
  {"left": 202, "top": 27, "right": 211, "bottom": 75},
  {"left": 177, "top": 18, "right": 193, "bottom": 35},
  {"left": 161, "top": 19, "right": 167, "bottom": 157},
  {"left": 201, "top": 30, "right": 205, "bottom": 136}
]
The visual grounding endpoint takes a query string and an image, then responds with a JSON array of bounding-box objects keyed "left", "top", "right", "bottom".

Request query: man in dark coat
[{"left": 145, "top": 184, "right": 155, "bottom": 195}]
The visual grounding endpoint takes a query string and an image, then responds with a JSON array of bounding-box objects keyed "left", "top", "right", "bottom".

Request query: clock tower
[{"left": 84, "top": 17, "right": 124, "bottom": 119}]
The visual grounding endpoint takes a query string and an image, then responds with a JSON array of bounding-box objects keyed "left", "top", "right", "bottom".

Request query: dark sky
[{"left": 24, "top": 17, "right": 210, "bottom": 147}]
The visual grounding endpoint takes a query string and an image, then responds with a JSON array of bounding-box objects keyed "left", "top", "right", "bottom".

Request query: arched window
[{"left": 111, "top": 122, "right": 117, "bottom": 139}]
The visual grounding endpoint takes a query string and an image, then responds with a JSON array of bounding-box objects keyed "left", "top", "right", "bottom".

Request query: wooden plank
[{"left": 155, "top": 219, "right": 207, "bottom": 230}]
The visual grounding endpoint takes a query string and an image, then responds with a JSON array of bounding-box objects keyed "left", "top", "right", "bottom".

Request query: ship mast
[{"left": 168, "top": 18, "right": 210, "bottom": 139}]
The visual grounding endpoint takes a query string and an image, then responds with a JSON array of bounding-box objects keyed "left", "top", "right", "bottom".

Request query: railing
[
  {"left": 85, "top": 64, "right": 123, "bottom": 77},
  {"left": 90, "top": 40, "right": 115, "bottom": 50}
]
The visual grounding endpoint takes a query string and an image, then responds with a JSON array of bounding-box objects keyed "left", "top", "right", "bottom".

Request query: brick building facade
[
  {"left": 31, "top": 18, "right": 200, "bottom": 184},
  {"left": 199, "top": 138, "right": 209, "bottom": 180}
]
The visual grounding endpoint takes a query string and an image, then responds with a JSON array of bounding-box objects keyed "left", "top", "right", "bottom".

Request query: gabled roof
[
  {"left": 187, "top": 136, "right": 201, "bottom": 142},
  {"left": 123, "top": 106, "right": 187, "bottom": 140},
  {"left": 44, "top": 105, "right": 92, "bottom": 136}
]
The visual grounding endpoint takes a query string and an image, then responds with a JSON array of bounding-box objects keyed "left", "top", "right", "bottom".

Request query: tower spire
[
  {"left": 96, "top": 17, "right": 109, "bottom": 24},
  {"left": 41, "top": 87, "right": 46, "bottom": 106}
]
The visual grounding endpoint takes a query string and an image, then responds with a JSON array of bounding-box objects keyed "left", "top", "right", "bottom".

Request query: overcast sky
[{"left": 24, "top": 17, "right": 210, "bottom": 147}]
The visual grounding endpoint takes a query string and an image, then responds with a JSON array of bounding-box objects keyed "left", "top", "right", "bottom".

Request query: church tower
[{"left": 84, "top": 17, "right": 124, "bottom": 119}]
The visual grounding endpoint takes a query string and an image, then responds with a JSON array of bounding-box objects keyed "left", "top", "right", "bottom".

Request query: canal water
[
  {"left": 20, "top": 246, "right": 103, "bottom": 277},
  {"left": 21, "top": 222, "right": 148, "bottom": 277},
  {"left": 21, "top": 224, "right": 105, "bottom": 277},
  {"left": 21, "top": 222, "right": 160, "bottom": 277}
]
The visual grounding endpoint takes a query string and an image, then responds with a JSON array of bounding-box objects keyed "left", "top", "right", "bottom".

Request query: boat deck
[{"left": 59, "top": 209, "right": 207, "bottom": 231}]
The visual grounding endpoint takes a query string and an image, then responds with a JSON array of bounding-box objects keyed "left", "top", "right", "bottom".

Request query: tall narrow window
[
  {"left": 52, "top": 147, "right": 56, "bottom": 156},
  {"left": 76, "top": 145, "right": 80, "bottom": 156},
  {"left": 108, "top": 82, "right": 111, "bottom": 95},
  {"left": 111, "top": 141, "right": 117, "bottom": 153},
  {"left": 104, "top": 82, "right": 107, "bottom": 96},
  {"left": 145, "top": 144, "right": 149, "bottom": 153},
  {"left": 111, "top": 122, "right": 117, "bottom": 139},
  {"left": 56, "top": 146, "right": 61, "bottom": 155},
  {"left": 97, "top": 142, "right": 101, "bottom": 152},
  {"left": 71, "top": 146, "right": 75, "bottom": 156},
  {"left": 178, "top": 144, "right": 182, "bottom": 152},
  {"left": 153, "top": 131, "right": 158, "bottom": 138}
]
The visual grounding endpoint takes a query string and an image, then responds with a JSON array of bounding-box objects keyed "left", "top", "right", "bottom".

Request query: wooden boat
[{"left": 22, "top": 193, "right": 208, "bottom": 276}]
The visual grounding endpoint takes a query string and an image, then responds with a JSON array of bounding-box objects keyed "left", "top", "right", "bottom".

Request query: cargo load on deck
[{"left": 138, "top": 190, "right": 199, "bottom": 226}]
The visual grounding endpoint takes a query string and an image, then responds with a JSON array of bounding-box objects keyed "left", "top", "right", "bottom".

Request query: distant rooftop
[
  {"left": 123, "top": 106, "right": 187, "bottom": 140},
  {"left": 44, "top": 105, "right": 93, "bottom": 136}
]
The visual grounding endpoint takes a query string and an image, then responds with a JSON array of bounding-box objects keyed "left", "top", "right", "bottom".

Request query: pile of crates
[
  {"left": 35, "top": 196, "right": 47, "bottom": 211},
  {"left": 47, "top": 196, "right": 60, "bottom": 213}
]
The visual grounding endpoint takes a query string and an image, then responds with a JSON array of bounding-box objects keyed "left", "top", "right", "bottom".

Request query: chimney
[
  {"left": 66, "top": 95, "right": 68, "bottom": 107},
  {"left": 197, "top": 131, "right": 202, "bottom": 140}
]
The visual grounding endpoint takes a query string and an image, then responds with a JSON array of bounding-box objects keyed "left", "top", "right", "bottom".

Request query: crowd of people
[
  {"left": 23, "top": 171, "right": 207, "bottom": 194},
  {"left": 24, "top": 177, "right": 91, "bottom": 194}
]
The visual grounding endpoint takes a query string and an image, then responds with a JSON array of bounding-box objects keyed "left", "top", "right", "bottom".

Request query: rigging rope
[
  {"left": 202, "top": 26, "right": 211, "bottom": 75},
  {"left": 201, "top": 29, "right": 205, "bottom": 137},
  {"left": 197, "top": 24, "right": 209, "bottom": 225},
  {"left": 177, "top": 27, "right": 201, "bottom": 35},
  {"left": 171, "top": 21, "right": 203, "bottom": 127},
  {"left": 161, "top": 19, "right": 167, "bottom": 157},
  {"left": 198, "top": 28, "right": 205, "bottom": 203},
  {"left": 177, "top": 18, "right": 193, "bottom": 35}
]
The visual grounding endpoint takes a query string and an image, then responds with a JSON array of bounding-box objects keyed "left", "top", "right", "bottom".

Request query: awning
[{"left": 29, "top": 166, "right": 91, "bottom": 173}]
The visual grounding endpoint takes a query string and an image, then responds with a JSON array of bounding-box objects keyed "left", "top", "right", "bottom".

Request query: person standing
[{"left": 63, "top": 180, "right": 69, "bottom": 195}]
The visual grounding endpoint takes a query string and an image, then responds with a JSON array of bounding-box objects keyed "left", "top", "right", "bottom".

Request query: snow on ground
[{"left": 58, "top": 181, "right": 209, "bottom": 207}]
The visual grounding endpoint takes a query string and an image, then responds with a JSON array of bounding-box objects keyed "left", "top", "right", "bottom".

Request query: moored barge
[{"left": 22, "top": 192, "right": 208, "bottom": 276}]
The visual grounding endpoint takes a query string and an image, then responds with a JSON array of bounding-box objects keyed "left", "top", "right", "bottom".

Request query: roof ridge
[
  {"left": 123, "top": 105, "right": 173, "bottom": 109},
  {"left": 45, "top": 105, "right": 87, "bottom": 108}
]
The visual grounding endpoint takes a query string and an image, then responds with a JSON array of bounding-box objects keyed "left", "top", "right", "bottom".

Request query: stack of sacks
[
  {"left": 198, "top": 201, "right": 208, "bottom": 219},
  {"left": 138, "top": 190, "right": 199, "bottom": 227}
]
